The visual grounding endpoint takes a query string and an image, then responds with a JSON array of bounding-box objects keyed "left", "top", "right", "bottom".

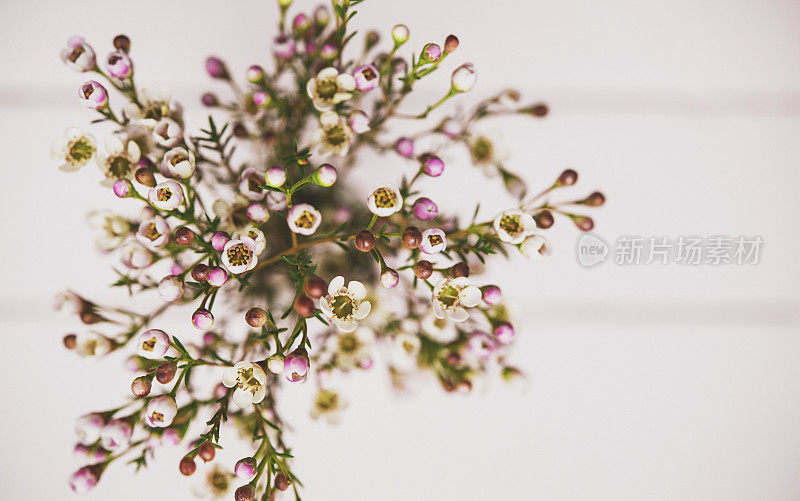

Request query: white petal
[
  {"left": 337, "top": 74, "right": 356, "bottom": 91},
  {"left": 252, "top": 386, "right": 266, "bottom": 404},
  {"left": 336, "top": 319, "right": 357, "bottom": 332},
  {"left": 306, "top": 78, "right": 316, "bottom": 98},
  {"left": 104, "top": 136, "right": 123, "bottom": 155},
  {"left": 319, "top": 297, "right": 332, "bottom": 318},
  {"left": 221, "top": 367, "right": 238, "bottom": 387},
  {"left": 318, "top": 67, "right": 338, "bottom": 79},
  {"left": 232, "top": 389, "right": 253, "bottom": 408},
  {"left": 460, "top": 286, "right": 482, "bottom": 307},
  {"left": 448, "top": 307, "right": 470, "bottom": 322},
  {"left": 353, "top": 300, "right": 371, "bottom": 320},
  {"left": 348, "top": 281, "right": 366, "bottom": 300},
  {"left": 433, "top": 302, "right": 446, "bottom": 319},
  {"left": 452, "top": 277, "right": 470, "bottom": 287},
  {"left": 328, "top": 276, "right": 345, "bottom": 296},
  {"left": 253, "top": 365, "right": 267, "bottom": 385}
]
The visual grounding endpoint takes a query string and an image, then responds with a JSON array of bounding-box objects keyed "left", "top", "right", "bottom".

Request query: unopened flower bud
[
  {"left": 112, "top": 178, "right": 131, "bottom": 198},
  {"left": 451, "top": 63, "right": 476, "bottom": 93},
  {"left": 192, "top": 308, "right": 214, "bottom": 330},
  {"left": 413, "top": 260, "right": 433, "bottom": 279},
  {"left": 284, "top": 347, "right": 310, "bottom": 382},
  {"left": 412, "top": 197, "right": 438, "bottom": 220},
  {"left": 380, "top": 268, "right": 400, "bottom": 288},
  {"left": 582, "top": 191, "right": 606, "bottom": 207},
  {"left": 201, "top": 92, "right": 218, "bottom": 107},
  {"left": 246, "top": 65, "right": 265, "bottom": 84},
  {"left": 294, "top": 295, "right": 315, "bottom": 318},
  {"left": 394, "top": 137, "right": 414, "bottom": 158},
  {"left": 355, "top": 230, "right": 375, "bottom": 252},
  {"left": 304, "top": 276, "right": 327, "bottom": 299},
  {"left": 80, "top": 310, "right": 102, "bottom": 324},
  {"left": 312, "top": 163, "right": 337, "bottom": 187},
  {"left": 197, "top": 442, "right": 216, "bottom": 462},
  {"left": 179, "top": 455, "right": 196, "bottom": 476},
  {"left": 481, "top": 285, "right": 502, "bottom": 305},
  {"left": 348, "top": 110, "right": 371, "bottom": 133},
  {"left": 265, "top": 166, "right": 286, "bottom": 188},
  {"left": 444, "top": 34, "right": 459, "bottom": 54},
  {"left": 234, "top": 457, "right": 257, "bottom": 480},
  {"left": 105, "top": 50, "right": 132, "bottom": 79},
  {"left": 174, "top": 227, "right": 195, "bottom": 246},
  {"left": 450, "top": 262, "right": 469, "bottom": 278},
  {"left": 113, "top": 34, "right": 131, "bottom": 53},
  {"left": 572, "top": 215, "right": 594, "bottom": 231},
  {"left": 556, "top": 168, "right": 578, "bottom": 186},
  {"left": 246, "top": 202, "right": 269, "bottom": 222},
  {"left": 245, "top": 307, "right": 268, "bottom": 328},
  {"left": 211, "top": 232, "right": 230, "bottom": 251},
  {"left": 79, "top": 80, "right": 108, "bottom": 110},
  {"left": 267, "top": 354, "right": 285, "bottom": 374},
  {"left": 520, "top": 235, "right": 551, "bottom": 259},
  {"left": 63, "top": 333, "right": 78, "bottom": 349},
  {"left": 235, "top": 485, "right": 256, "bottom": 501},
  {"left": 533, "top": 210, "right": 554, "bottom": 229},
  {"left": 155, "top": 361, "right": 177, "bottom": 384},
  {"left": 494, "top": 322, "right": 515, "bottom": 345},
  {"left": 421, "top": 43, "right": 442, "bottom": 63},
  {"left": 131, "top": 375, "right": 152, "bottom": 397},
  {"left": 191, "top": 263, "right": 210, "bottom": 283},
  {"left": 520, "top": 102, "right": 549, "bottom": 117},
  {"left": 422, "top": 155, "right": 444, "bottom": 177},
  {"left": 253, "top": 90, "right": 271, "bottom": 108},
  {"left": 402, "top": 226, "right": 422, "bottom": 249},
  {"left": 207, "top": 267, "right": 228, "bottom": 287},
  {"left": 205, "top": 56, "right": 229, "bottom": 80},
  {"left": 158, "top": 275, "right": 184, "bottom": 302},
  {"left": 392, "top": 24, "right": 409, "bottom": 45},
  {"left": 134, "top": 165, "right": 156, "bottom": 187},
  {"left": 274, "top": 472, "right": 291, "bottom": 491},
  {"left": 69, "top": 465, "right": 102, "bottom": 494}
]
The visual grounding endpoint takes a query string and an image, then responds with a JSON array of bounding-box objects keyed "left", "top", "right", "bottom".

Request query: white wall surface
[{"left": 1, "top": 0, "right": 799, "bottom": 500}]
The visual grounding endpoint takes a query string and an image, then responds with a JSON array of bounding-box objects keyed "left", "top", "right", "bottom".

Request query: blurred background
[{"left": 2, "top": 0, "right": 800, "bottom": 499}]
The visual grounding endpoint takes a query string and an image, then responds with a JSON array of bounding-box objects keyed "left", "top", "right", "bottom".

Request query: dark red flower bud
[
  {"left": 582, "top": 191, "right": 606, "bottom": 207},
  {"left": 179, "top": 455, "right": 196, "bottom": 476},
  {"left": 113, "top": 34, "right": 131, "bottom": 53},
  {"left": 556, "top": 169, "right": 578, "bottom": 187},
  {"left": 201, "top": 92, "right": 218, "bottom": 107},
  {"left": 174, "top": 227, "right": 195, "bottom": 246},
  {"left": 274, "top": 472, "right": 291, "bottom": 491},
  {"left": 235, "top": 485, "right": 256, "bottom": 501},
  {"left": 155, "top": 361, "right": 177, "bottom": 384},
  {"left": 294, "top": 295, "right": 315, "bottom": 318},
  {"left": 134, "top": 166, "right": 156, "bottom": 187},
  {"left": 245, "top": 307, "right": 268, "bottom": 328},
  {"left": 131, "top": 375, "right": 152, "bottom": 398},
  {"left": 304, "top": 276, "right": 327, "bottom": 299},
  {"left": 355, "top": 230, "right": 375, "bottom": 252},
  {"left": 191, "top": 264, "right": 210, "bottom": 283},
  {"left": 444, "top": 34, "right": 459, "bottom": 54},
  {"left": 520, "top": 103, "right": 549, "bottom": 117},
  {"left": 197, "top": 442, "right": 216, "bottom": 462},
  {"left": 402, "top": 226, "right": 422, "bottom": 249},
  {"left": 450, "top": 262, "right": 469, "bottom": 278},
  {"left": 533, "top": 210, "right": 554, "bottom": 229},
  {"left": 63, "top": 334, "right": 77, "bottom": 349},
  {"left": 573, "top": 215, "right": 594, "bottom": 232},
  {"left": 413, "top": 260, "right": 433, "bottom": 279}
]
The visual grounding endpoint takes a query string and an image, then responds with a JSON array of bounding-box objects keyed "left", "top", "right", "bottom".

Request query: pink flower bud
[
  {"left": 394, "top": 137, "right": 414, "bottom": 158},
  {"left": 380, "top": 268, "right": 400, "bottom": 288},
  {"left": 312, "top": 163, "right": 337, "bottom": 187},
  {"left": 112, "top": 179, "right": 131, "bottom": 198},
  {"left": 253, "top": 90, "right": 271, "bottom": 108},
  {"left": 422, "top": 155, "right": 444, "bottom": 177},
  {"left": 207, "top": 267, "right": 228, "bottom": 287},
  {"left": 136, "top": 329, "right": 170, "bottom": 359},
  {"left": 234, "top": 457, "right": 257, "bottom": 480},
  {"left": 481, "top": 285, "right": 502, "bottom": 306},
  {"left": 158, "top": 275, "right": 184, "bottom": 302},
  {"left": 412, "top": 197, "right": 438, "bottom": 220},
  {"left": 205, "top": 56, "right": 229, "bottom": 79},
  {"left": 247, "top": 202, "right": 269, "bottom": 222},
  {"left": 292, "top": 13, "right": 310, "bottom": 32},
  {"left": 69, "top": 465, "right": 102, "bottom": 494},
  {"left": 467, "top": 332, "right": 496, "bottom": 358},
  {"left": 284, "top": 347, "right": 309, "bottom": 382},
  {"left": 78, "top": 81, "right": 108, "bottom": 110},
  {"left": 273, "top": 34, "right": 295, "bottom": 59},
  {"left": 192, "top": 308, "right": 214, "bottom": 330},
  {"left": 246, "top": 65, "right": 265, "bottom": 84},
  {"left": 61, "top": 36, "right": 96, "bottom": 72},
  {"left": 421, "top": 43, "right": 442, "bottom": 63},
  {"left": 493, "top": 322, "right": 515, "bottom": 345},
  {"left": 265, "top": 166, "right": 286, "bottom": 188},
  {"left": 100, "top": 419, "right": 133, "bottom": 451},
  {"left": 211, "top": 232, "right": 230, "bottom": 251},
  {"left": 348, "top": 110, "right": 370, "bottom": 134},
  {"left": 321, "top": 43, "right": 338, "bottom": 60},
  {"left": 145, "top": 395, "right": 178, "bottom": 428}
]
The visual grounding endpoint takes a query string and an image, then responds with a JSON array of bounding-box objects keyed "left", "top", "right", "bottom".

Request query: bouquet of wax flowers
[{"left": 54, "top": 1, "right": 605, "bottom": 499}]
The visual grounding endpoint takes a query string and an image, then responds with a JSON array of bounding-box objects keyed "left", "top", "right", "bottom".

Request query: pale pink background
[{"left": 1, "top": 0, "right": 800, "bottom": 499}]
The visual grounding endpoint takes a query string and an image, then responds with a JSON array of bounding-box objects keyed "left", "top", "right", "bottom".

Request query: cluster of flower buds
[{"left": 56, "top": 1, "right": 604, "bottom": 498}]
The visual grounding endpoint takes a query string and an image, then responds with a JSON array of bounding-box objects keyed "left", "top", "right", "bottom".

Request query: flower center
[
  {"left": 471, "top": 136, "right": 494, "bottom": 163},
  {"left": 338, "top": 334, "right": 358, "bottom": 353},
  {"left": 150, "top": 411, "right": 164, "bottom": 423},
  {"left": 69, "top": 138, "right": 95, "bottom": 163},
  {"left": 143, "top": 102, "right": 168, "bottom": 121},
  {"left": 361, "top": 67, "right": 377, "bottom": 81},
  {"left": 316, "top": 390, "right": 338, "bottom": 410},
  {"left": 436, "top": 284, "right": 461, "bottom": 308},
  {"left": 170, "top": 152, "right": 188, "bottom": 166},
  {"left": 207, "top": 470, "right": 229, "bottom": 494},
  {"left": 141, "top": 338, "right": 156, "bottom": 352},
  {"left": 226, "top": 243, "right": 253, "bottom": 266},
  {"left": 236, "top": 367, "right": 261, "bottom": 395},
  {"left": 325, "top": 125, "right": 347, "bottom": 146},
  {"left": 247, "top": 176, "right": 263, "bottom": 193},
  {"left": 499, "top": 214, "right": 522, "bottom": 236},
  {"left": 109, "top": 156, "right": 131, "bottom": 178},
  {"left": 372, "top": 187, "right": 396, "bottom": 208},
  {"left": 427, "top": 234, "right": 443, "bottom": 247},
  {"left": 156, "top": 187, "right": 173, "bottom": 202},
  {"left": 331, "top": 294, "right": 355, "bottom": 319},
  {"left": 69, "top": 47, "right": 85, "bottom": 64},
  {"left": 316, "top": 78, "right": 338, "bottom": 99},
  {"left": 141, "top": 222, "right": 161, "bottom": 242},
  {"left": 294, "top": 210, "right": 317, "bottom": 229}
]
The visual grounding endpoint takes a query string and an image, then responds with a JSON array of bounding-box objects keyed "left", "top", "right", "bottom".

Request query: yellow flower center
[
  {"left": 294, "top": 210, "right": 317, "bottom": 229},
  {"left": 372, "top": 187, "right": 397, "bottom": 208},
  {"left": 226, "top": 243, "right": 253, "bottom": 266},
  {"left": 499, "top": 214, "right": 522, "bottom": 236}
]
